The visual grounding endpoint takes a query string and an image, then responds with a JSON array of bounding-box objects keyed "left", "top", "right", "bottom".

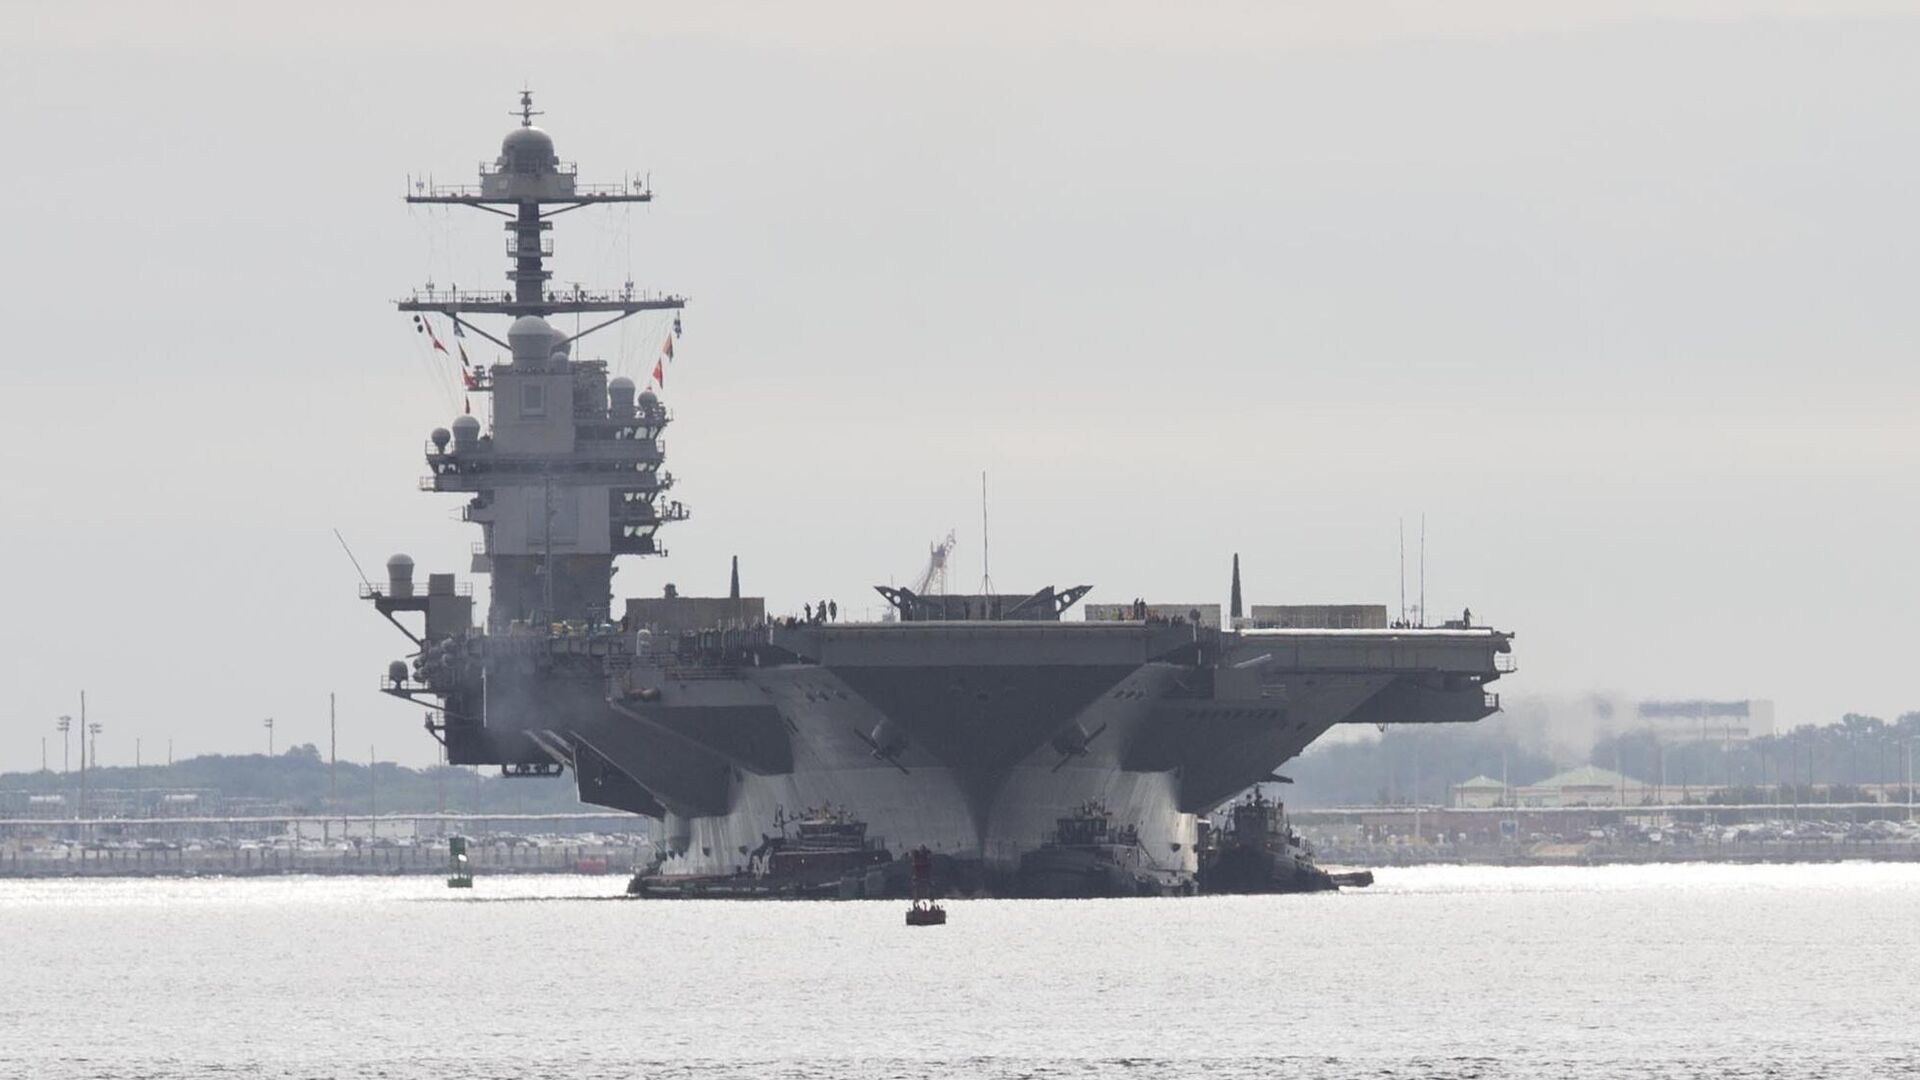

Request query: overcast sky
[{"left": 4, "top": 1, "right": 1917, "bottom": 769}]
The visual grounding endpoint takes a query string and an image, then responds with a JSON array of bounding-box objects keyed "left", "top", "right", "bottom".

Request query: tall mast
[
  {"left": 403, "top": 92, "right": 690, "bottom": 631},
  {"left": 398, "top": 90, "right": 685, "bottom": 342}
]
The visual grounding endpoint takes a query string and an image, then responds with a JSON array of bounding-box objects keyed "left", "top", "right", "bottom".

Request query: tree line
[
  {"left": 1287, "top": 712, "right": 1920, "bottom": 808},
  {"left": 3, "top": 744, "right": 584, "bottom": 816}
]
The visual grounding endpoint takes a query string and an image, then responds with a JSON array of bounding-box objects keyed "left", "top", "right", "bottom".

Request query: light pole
[
  {"left": 77, "top": 694, "right": 87, "bottom": 826},
  {"left": 329, "top": 693, "right": 338, "bottom": 842},
  {"left": 264, "top": 717, "right": 275, "bottom": 756},
  {"left": 86, "top": 719, "right": 102, "bottom": 833},
  {"left": 1657, "top": 739, "right": 1668, "bottom": 805},
  {"left": 56, "top": 716, "right": 71, "bottom": 775}
]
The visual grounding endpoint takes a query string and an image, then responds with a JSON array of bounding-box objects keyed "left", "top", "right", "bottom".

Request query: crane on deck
[{"left": 913, "top": 530, "right": 958, "bottom": 596}]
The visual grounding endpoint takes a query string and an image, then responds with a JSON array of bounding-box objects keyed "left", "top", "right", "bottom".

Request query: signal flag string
[
  {"left": 414, "top": 313, "right": 477, "bottom": 415},
  {"left": 649, "top": 323, "right": 682, "bottom": 389},
  {"left": 407, "top": 314, "right": 460, "bottom": 417},
  {"left": 414, "top": 313, "right": 450, "bottom": 355}
]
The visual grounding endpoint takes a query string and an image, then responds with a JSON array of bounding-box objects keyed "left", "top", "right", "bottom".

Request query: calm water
[{"left": 4, "top": 864, "right": 1918, "bottom": 1079}]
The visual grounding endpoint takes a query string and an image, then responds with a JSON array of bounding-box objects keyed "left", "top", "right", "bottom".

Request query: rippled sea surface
[{"left": 4, "top": 863, "right": 1918, "bottom": 1079}]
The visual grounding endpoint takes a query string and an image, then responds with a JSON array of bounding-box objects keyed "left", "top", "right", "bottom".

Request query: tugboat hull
[
  {"left": 1196, "top": 789, "right": 1366, "bottom": 895},
  {"left": 1197, "top": 847, "right": 1339, "bottom": 895},
  {"left": 1016, "top": 848, "right": 1156, "bottom": 899}
]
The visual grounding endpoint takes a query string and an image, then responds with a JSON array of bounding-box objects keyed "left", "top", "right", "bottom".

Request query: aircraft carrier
[{"left": 367, "top": 95, "right": 1515, "bottom": 896}]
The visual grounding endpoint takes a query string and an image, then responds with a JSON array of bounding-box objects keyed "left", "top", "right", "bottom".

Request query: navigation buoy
[
  {"left": 447, "top": 835, "right": 473, "bottom": 889},
  {"left": 905, "top": 846, "right": 946, "bottom": 926}
]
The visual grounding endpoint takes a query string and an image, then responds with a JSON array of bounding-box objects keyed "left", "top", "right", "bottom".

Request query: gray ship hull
[
  {"left": 371, "top": 101, "right": 1514, "bottom": 895},
  {"left": 397, "top": 619, "right": 1511, "bottom": 889}
]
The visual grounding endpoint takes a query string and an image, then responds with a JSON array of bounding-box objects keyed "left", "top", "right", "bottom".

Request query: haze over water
[{"left": 6, "top": 864, "right": 1916, "bottom": 1078}]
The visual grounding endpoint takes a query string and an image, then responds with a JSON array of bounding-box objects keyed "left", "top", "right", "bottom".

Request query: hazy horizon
[{"left": 5, "top": 2, "right": 1918, "bottom": 768}]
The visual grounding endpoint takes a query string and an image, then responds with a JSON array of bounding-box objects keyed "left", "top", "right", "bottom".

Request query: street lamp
[
  {"left": 264, "top": 717, "right": 275, "bottom": 756},
  {"left": 1657, "top": 740, "right": 1670, "bottom": 805},
  {"left": 1896, "top": 734, "right": 1912, "bottom": 818},
  {"left": 55, "top": 716, "right": 71, "bottom": 775}
]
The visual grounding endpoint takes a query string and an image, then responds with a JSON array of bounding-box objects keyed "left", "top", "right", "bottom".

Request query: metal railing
[
  {"left": 397, "top": 285, "right": 686, "bottom": 310},
  {"left": 477, "top": 160, "right": 582, "bottom": 178},
  {"left": 2, "top": 843, "right": 651, "bottom": 879},
  {"left": 574, "top": 178, "right": 650, "bottom": 197},
  {"left": 506, "top": 235, "right": 555, "bottom": 257},
  {"left": 360, "top": 581, "right": 471, "bottom": 600},
  {"left": 538, "top": 287, "right": 681, "bottom": 306},
  {"left": 401, "top": 286, "right": 516, "bottom": 305}
]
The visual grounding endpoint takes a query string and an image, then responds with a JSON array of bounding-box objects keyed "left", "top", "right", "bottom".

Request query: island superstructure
[{"left": 367, "top": 95, "right": 1515, "bottom": 895}]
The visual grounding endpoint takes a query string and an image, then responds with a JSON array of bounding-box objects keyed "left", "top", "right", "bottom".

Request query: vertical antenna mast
[
  {"left": 980, "top": 471, "right": 994, "bottom": 595},
  {"left": 1398, "top": 518, "right": 1406, "bottom": 626},
  {"left": 329, "top": 693, "right": 338, "bottom": 831},
  {"left": 78, "top": 690, "right": 87, "bottom": 826},
  {"left": 1419, "top": 513, "right": 1426, "bottom": 629}
]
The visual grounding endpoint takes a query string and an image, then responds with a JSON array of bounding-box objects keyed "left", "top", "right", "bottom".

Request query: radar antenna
[
  {"left": 513, "top": 88, "right": 544, "bottom": 127},
  {"left": 399, "top": 91, "right": 684, "bottom": 353}
]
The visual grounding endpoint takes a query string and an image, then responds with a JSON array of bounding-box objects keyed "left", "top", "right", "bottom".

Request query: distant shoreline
[
  {"left": 0, "top": 843, "right": 640, "bottom": 880},
  {"left": 1319, "top": 842, "right": 1920, "bottom": 869}
]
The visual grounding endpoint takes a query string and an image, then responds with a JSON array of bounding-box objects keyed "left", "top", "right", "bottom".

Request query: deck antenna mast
[
  {"left": 1419, "top": 513, "right": 1426, "bottom": 629},
  {"left": 334, "top": 528, "right": 374, "bottom": 591},
  {"left": 1398, "top": 518, "right": 1406, "bottom": 626},
  {"left": 514, "top": 87, "right": 543, "bottom": 127},
  {"left": 980, "top": 471, "right": 994, "bottom": 595}
]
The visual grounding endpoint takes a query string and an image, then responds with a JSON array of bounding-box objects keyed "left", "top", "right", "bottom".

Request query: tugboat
[
  {"left": 628, "top": 804, "right": 892, "bottom": 898},
  {"left": 753, "top": 804, "right": 894, "bottom": 890},
  {"left": 1016, "top": 801, "right": 1170, "bottom": 898},
  {"left": 1197, "top": 788, "right": 1372, "bottom": 894}
]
